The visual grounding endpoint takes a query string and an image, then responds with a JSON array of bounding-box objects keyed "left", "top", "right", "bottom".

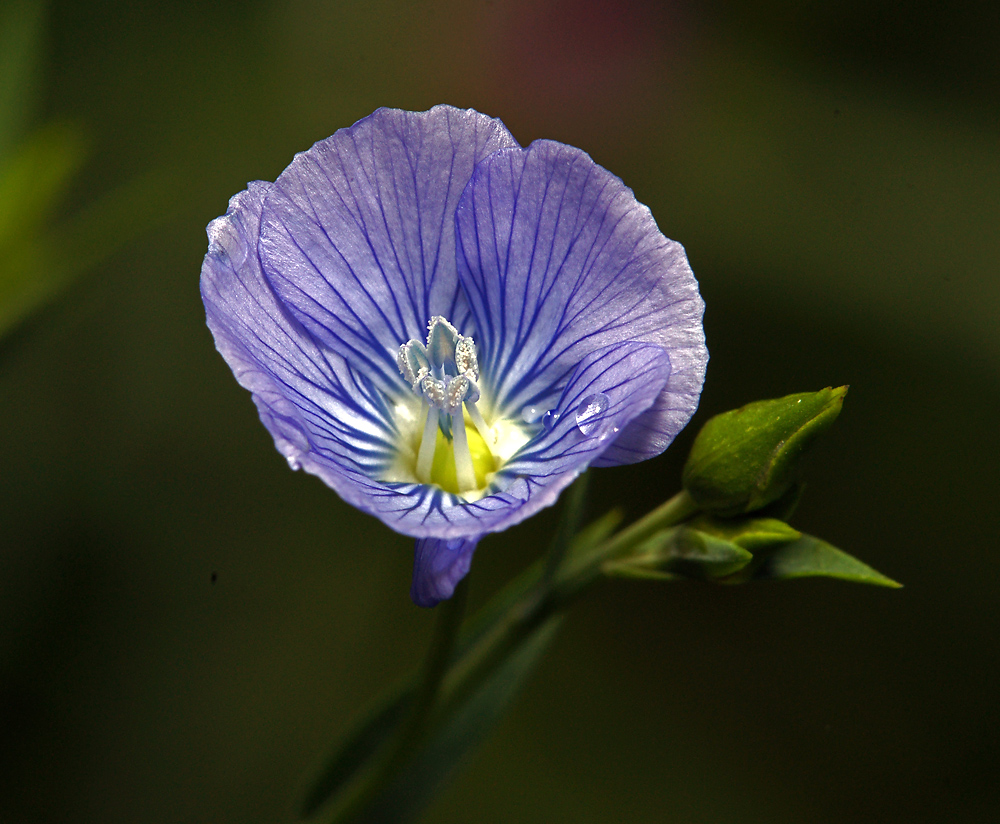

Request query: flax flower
[{"left": 200, "top": 106, "right": 707, "bottom": 606}]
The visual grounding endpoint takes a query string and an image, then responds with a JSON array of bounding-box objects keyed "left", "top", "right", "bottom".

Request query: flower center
[{"left": 396, "top": 317, "right": 499, "bottom": 494}]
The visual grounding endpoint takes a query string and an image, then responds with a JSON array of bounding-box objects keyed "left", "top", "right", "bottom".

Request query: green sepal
[
  {"left": 752, "top": 482, "right": 806, "bottom": 522},
  {"left": 682, "top": 387, "right": 847, "bottom": 516},
  {"left": 603, "top": 525, "right": 754, "bottom": 582},
  {"left": 751, "top": 533, "right": 902, "bottom": 588},
  {"left": 686, "top": 515, "right": 800, "bottom": 550}
]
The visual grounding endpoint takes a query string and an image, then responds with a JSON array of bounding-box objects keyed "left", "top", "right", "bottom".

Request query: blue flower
[{"left": 200, "top": 106, "right": 707, "bottom": 607}]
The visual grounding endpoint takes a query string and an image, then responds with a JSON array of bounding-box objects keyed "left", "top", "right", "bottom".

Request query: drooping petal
[
  {"left": 201, "top": 182, "right": 413, "bottom": 519},
  {"left": 258, "top": 106, "right": 519, "bottom": 391},
  {"left": 411, "top": 535, "right": 481, "bottom": 608},
  {"left": 455, "top": 139, "right": 707, "bottom": 463}
]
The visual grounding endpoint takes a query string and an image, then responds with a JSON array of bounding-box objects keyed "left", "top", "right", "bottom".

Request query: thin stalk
[
  {"left": 540, "top": 473, "right": 589, "bottom": 591},
  {"left": 451, "top": 411, "right": 476, "bottom": 492},
  {"left": 416, "top": 406, "right": 438, "bottom": 482},
  {"left": 323, "top": 488, "right": 699, "bottom": 823},
  {"left": 554, "top": 489, "right": 699, "bottom": 600},
  {"left": 435, "top": 489, "right": 698, "bottom": 726},
  {"left": 327, "top": 576, "right": 469, "bottom": 824}
]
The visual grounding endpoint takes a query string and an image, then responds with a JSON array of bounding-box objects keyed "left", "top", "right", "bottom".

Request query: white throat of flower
[{"left": 396, "top": 317, "right": 499, "bottom": 494}]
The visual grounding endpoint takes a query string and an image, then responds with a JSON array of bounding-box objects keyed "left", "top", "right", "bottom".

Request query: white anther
[
  {"left": 396, "top": 347, "right": 413, "bottom": 384},
  {"left": 427, "top": 315, "right": 459, "bottom": 338},
  {"left": 455, "top": 336, "right": 479, "bottom": 379},
  {"left": 444, "top": 376, "right": 470, "bottom": 413},
  {"left": 397, "top": 339, "right": 430, "bottom": 390},
  {"left": 421, "top": 376, "right": 446, "bottom": 407}
]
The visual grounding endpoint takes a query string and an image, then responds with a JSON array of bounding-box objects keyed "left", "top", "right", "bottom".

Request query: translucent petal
[
  {"left": 201, "top": 183, "right": 659, "bottom": 543},
  {"left": 258, "top": 106, "right": 519, "bottom": 391},
  {"left": 494, "top": 340, "right": 672, "bottom": 504},
  {"left": 200, "top": 182, "right": 406, "bottom": 517},
  {"left": 455, "top": 139, "right": 707, "bottom": 462}
]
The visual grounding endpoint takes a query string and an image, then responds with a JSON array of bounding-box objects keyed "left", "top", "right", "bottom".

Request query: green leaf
[
  {"left": 297, "top": 682, "right": 415, "bottom": 820},
  {"left": 300, "top": 613, "right": 563, "bottom": 823},
  {"left": 754, "top": 533, "right": 902, "bottom": 588},
  {"left": 682, "top": 387, "right": 847, "bottom": 516}
]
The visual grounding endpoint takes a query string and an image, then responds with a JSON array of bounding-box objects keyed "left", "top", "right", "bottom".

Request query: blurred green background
[{"left": 2, "top": 0, "right": 998, "bottom": 821}]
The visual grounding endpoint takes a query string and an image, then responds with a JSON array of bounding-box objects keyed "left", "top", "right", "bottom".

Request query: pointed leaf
[
  {"left": 345, "top": 616, "right": 562, "bottom": 824},
  {"left": 755, "top": 533, "right": 901, "bottom": 588}
]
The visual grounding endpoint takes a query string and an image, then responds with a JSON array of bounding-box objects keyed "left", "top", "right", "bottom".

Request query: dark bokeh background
[{"left": 2, "top": 1, "right": 998, "bottom": 821}]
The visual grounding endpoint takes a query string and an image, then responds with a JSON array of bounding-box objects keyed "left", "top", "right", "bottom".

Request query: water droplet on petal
[
  {"left": 575, "top": 393, "right": 609, "bottom": 436},
  {"left": 521, "top": 405, "right": 543, "bottom": 423},
  {"left": 542, "top": 409, "right": 560, "bottom": 431},
  {"left": 287, "top": 454, "right": 301, "bottom": 470}
]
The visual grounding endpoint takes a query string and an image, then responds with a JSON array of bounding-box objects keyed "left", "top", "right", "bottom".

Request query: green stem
[
  {"left": 322, "top": 488, "right": 699, "bottom": 823},
  {"left": 327, "top": 576, "right": 469, "bottom": 824},
  {"left": 540, "top": 473, "right": 590, "bottom": 592},
  {"left": 554, "top": 489, "right": 699, "bottom": 601},
  {"left": 400, "top": 575, "right": 469, "bottom": 747},
  {"left": 435, "top": 489, "right": 699, "bottom": 725}
]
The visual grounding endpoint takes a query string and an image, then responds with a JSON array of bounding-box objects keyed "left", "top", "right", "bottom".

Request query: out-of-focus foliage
[{"left": 0, "top": 0, "right": 170, "bottom": 340}]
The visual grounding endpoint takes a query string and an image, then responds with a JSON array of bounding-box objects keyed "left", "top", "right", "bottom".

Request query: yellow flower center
[{"left": 429, "top": 420, "right": 497, "bottom": 494}]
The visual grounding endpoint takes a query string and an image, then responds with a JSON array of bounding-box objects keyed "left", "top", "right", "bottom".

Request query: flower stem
[
  {"left": 319, "top": 489, "right": 699, "bottom": 823},
  {"left": 431, "top": 489, "right": 698, "bottom": 735},
  {"left": 326, "top": 576, "right": 469, "bottom": 823},
  {"left": 402, "top": 575, "right": 469, "bottom": 747},
  {"left": 555, "top": 489, "right": 699, "bottom": 600}
]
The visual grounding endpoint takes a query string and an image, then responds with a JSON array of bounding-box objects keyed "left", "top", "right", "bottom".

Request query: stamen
[
  {"left": 455, "top": 336, "right": 478, "bottom": 378},
  {"left": 465, "top": 401, "right": 495, "bottom": 446},
  {"left": 397, "top": 317, "right": 502, "bottom": 495},
  {"left": 416, "top": 405, "right": 439, "bottom": 482},
  {"left": 451, "top": 410, "right": 477, "bottom": 492}
]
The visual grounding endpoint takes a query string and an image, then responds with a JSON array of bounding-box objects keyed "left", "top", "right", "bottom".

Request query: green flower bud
[
  {"left": 688, "top": 515, "right": 801, "bottom": 550},
  {"left": 682, "top": 387, "right": 847, "bottom": 516},
  {"left": 602, "top": 525, "right": 754, "bottom": 582}
]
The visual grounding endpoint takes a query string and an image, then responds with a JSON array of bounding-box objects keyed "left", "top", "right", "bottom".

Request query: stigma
[{"left": 397, "top": 317, "right": 496, "bottom": 494}]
